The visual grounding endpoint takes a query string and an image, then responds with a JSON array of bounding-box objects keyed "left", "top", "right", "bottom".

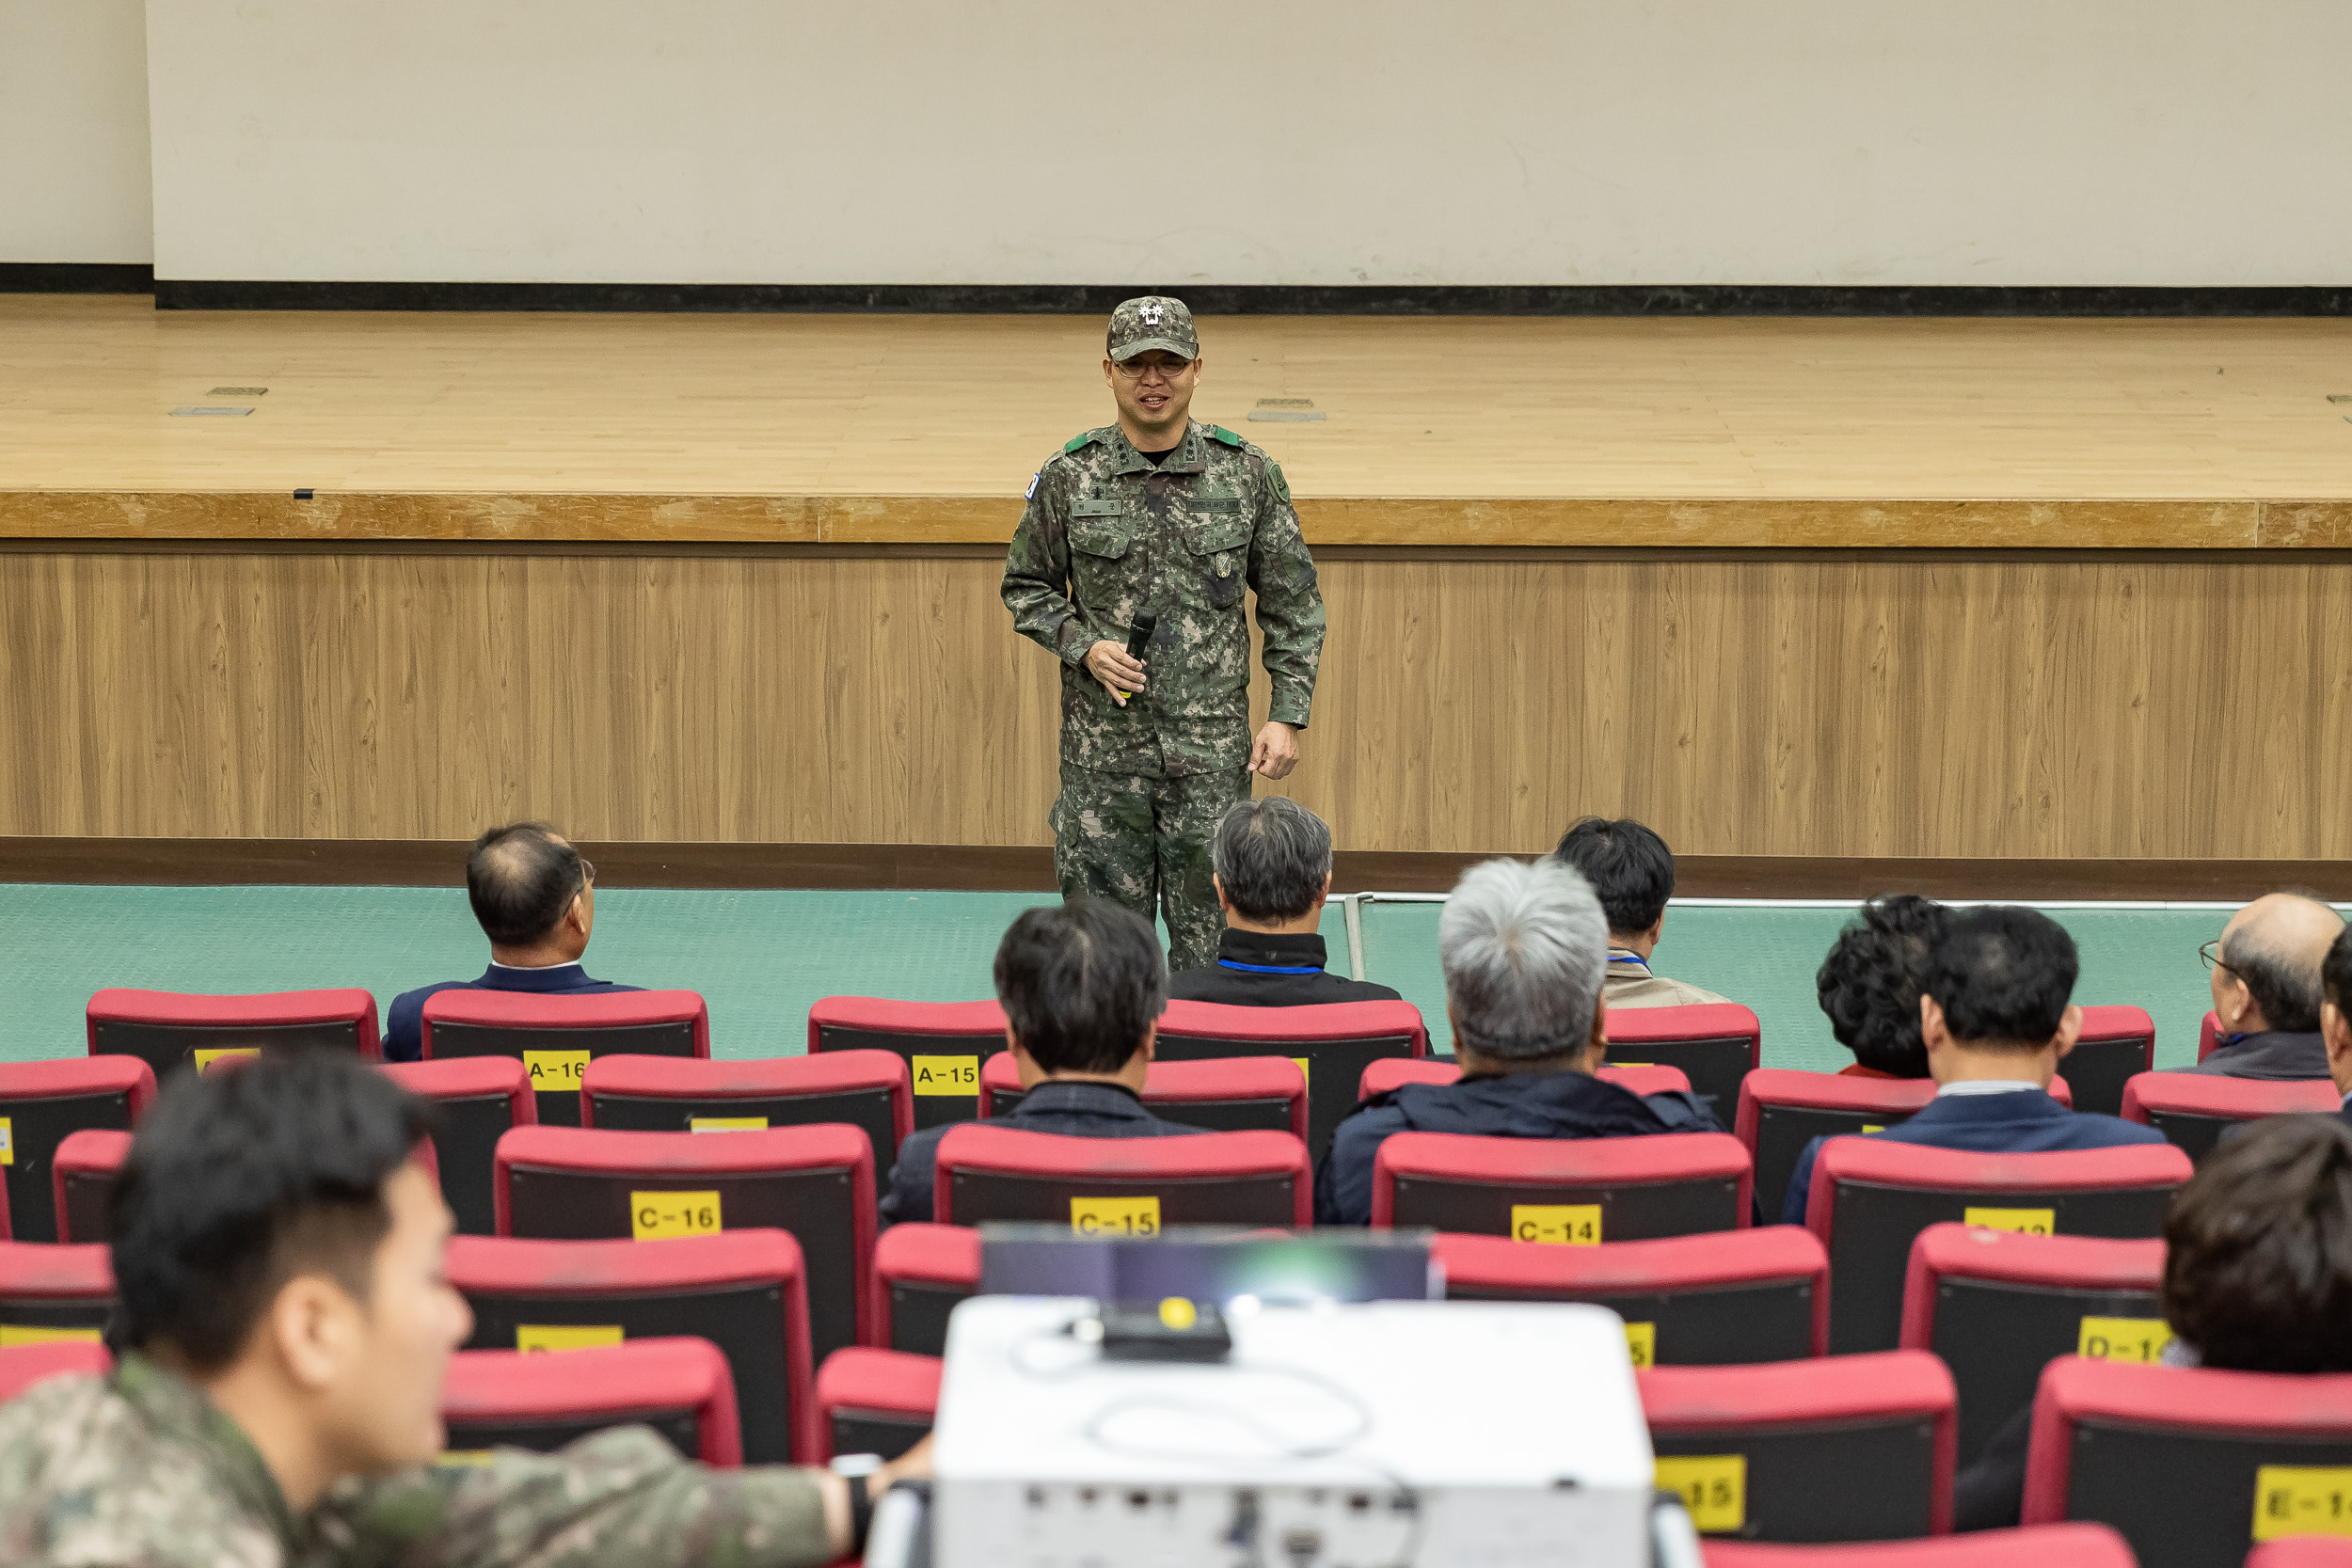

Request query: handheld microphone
[{"left": 1124, "top": 612, "right": 1158, "bottom": 662}]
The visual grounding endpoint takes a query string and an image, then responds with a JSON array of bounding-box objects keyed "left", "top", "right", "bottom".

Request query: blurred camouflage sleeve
[
  {"left": 1001, "top": 458, "right": 1091, "bottom": 666},
  {"left": 313, "top": 1428, "right": 833, "bottom": 1568},
  {"left": 1247, "top": 457, "right": 1326, "bottom": 729}
]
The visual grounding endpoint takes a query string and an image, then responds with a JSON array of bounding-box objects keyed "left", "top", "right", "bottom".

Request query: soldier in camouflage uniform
[
  {"left": 1002, "top": 296, "right": 1327, "bottom": 972},
  {"left": 0, "top": 1053, "right": 914, "bottom": 1568}
]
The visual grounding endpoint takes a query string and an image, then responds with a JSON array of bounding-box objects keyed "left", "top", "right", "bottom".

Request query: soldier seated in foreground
[{"left": 0, "top": 1052, "right": 924, "bottom": 1567}]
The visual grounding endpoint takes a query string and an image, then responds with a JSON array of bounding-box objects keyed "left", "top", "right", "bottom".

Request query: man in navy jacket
[
  {"left": 383, "top": 823, "right": 641, "bottom": 1063},
  {"left": 1317, "top": 858, "right": 1720, "bottom": 1227},
  {"left": 2324, "top": 927, "right": 2352, "bottom": 1130},
  {"left": 1781, "top": 905, "right": 2167, "bottom": 1227}
]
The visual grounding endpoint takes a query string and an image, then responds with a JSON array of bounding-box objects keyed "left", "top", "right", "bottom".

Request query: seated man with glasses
[
  {"left": 384, "top": 821, "right": 642, "bottom": 1062},
  {"left": 2186, "top": 893, "right": 2346, "bottom": 1081}
]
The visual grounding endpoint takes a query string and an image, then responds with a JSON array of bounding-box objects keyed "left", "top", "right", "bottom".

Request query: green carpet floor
[{"left": 0, "top": 884, "right": 2251, "bottom": 1070}]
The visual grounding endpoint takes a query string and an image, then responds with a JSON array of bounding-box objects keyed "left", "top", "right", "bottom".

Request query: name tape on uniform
[
  {"left": 631, "top": 1190, "right": 723, "bottom": 1242},
  {"left": 2252, "top": 1466, "right": 2352, "bottom": 1541},
  {"left": 2077, "top": 1316, "right": 2171, "bottom": 1363},
  {"left": 524, "top": 1051, "right": 590, "bottom": 1092},
  {"left": 516, "top": 1324, "right": 625, "bottom": 1354},
  {"left": 1624, "top": 1322, "right": 1657, "bottom": 1369},
  {"left": 1071, "top": 1196, "right": 1160, "bottom": 1237},
  {"left": 1512, "top": 1204, "right": 1602, "bottom": 1245},
  {"left": 194, "top": 1048, "right": 260, "bottom": 1073},
  {"left": 0, "top": 1325, "right": 103, "bottom": 1349},
  {"left": 1655, "top": 1455, "right": 1746, "bottom": 1533},
  {"left": 690, "top": 1117, "right": 768, "bottom": 1132},
  {"left": 1964, "top": 1207, "right": 2055, "bottom": 1235},
  {"left": 912, "top": 1055, "right": 978, "bottom": 1097}
]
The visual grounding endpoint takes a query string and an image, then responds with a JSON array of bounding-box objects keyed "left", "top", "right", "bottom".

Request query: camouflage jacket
[
  {"left": 0, "top": 1356, "right": 832, "bottom": 1568},
  {"left": 1001, "top": 419, "right": 1326, "bottom": 777}
]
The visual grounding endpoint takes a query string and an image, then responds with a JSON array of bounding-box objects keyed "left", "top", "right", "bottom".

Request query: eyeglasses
[
  {"left": 2199, "top": 939, "right": 2227, "bottom": 973},
  {"left": 579, "top": 857, "right": 596, "bottom": 894},
  {"left": 1113, "top": 356, "right": 1194, "bottom": 381}
]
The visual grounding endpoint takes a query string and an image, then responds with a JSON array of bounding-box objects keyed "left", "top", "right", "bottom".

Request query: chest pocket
[
  {"left": 1066, "top": 498, "right": 1139, "bottom": 609},
  {"left": 1178, "top": 508, "right": 1250, "bottom": 610}
]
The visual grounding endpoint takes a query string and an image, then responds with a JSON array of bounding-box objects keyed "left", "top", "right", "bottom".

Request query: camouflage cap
[{"left": 1106, "top": 296, "right": 1198, "bottom": 362}]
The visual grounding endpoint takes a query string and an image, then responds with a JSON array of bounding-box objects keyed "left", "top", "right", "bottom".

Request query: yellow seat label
[
  {"left": 516, "top": 1323, "right": 624, "bottom": 1354},
  {"left": 2252, "top": 1465, "right": 2352, "bottom": 1541},
  {"left": 193, "top": 1047, "right": 260, "bottom": 1072},
  {"left": 1860, "top": 1124, "right": 1885, "bottom": 1133},
  {"left": 1624, "top": 1321, "right": 1657, "bottom": 1368},
  {"left": 523, "top": 1050, "right": 590, "bottom": 1093},
  {"left": 689, "top": 1117, "right": 768, "bottom": 1132},
  {"left": 1964, "top": 1206, "right": 2055, "bottom": 1234},
  {"left": 912, "top": 1054, "right": 978, "bottom": 1096},
  {"left": 2077, "top": 1316, "right": 2171, "bottom": 1363},
  {"left": 0, "top": 1325, "right": 103, "bottom": 1348},
  {"left": 0, "top": 1117, "right": 11, "bottom": 1166},
  {"left": 1070, "top": 1196, "right": 1161, "bottom": 1237},
  {"left": 1512, "top": 1204, "right": 1602, "bottom": 1245},
  {"left": 630, "top": 1190, "right": 723, "bottom": 1241},
  {"left": 1656, "top": 1454, "right": 1747, "bottom": 1533},
  {"left": 1291, "top": 1056, "right": 1310, "bottom": 1090}
]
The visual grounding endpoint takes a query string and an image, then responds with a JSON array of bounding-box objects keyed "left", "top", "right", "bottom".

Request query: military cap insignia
[{"left": 1141, "top": 303, "right": 1165, "bottom": 325}]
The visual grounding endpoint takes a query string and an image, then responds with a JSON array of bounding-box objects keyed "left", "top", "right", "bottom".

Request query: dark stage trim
[
  {"left": 0, "top": 263, "right": 156, "bottom": 294},
  {"left": 2, "top": 839, "right": 2344, "bottom": 901},
  {"left": 151, "top": 280, "right": 2352, "bottom": 317}
]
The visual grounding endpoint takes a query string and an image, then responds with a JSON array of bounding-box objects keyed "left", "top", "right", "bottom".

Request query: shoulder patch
[
  {"left": 1063, "top": 433, "right": 1097, "bottom": 455},
  {"left": 1265, "top": 458, "right": 1292, "bottom": 504},
  {"left": 1207, "top": 424, "right": 1245, "bottom": 449},
  {"left": 1025, "top": 471, "right": 1040, "bottom": 500}
]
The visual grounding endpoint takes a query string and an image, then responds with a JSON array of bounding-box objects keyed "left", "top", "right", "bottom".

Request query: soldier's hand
[
  {"left": 1251, "top": 721, "right": 1300, "bottom": 779},
  {"left": 1086, "top": 640, "right": 1148, "bottom": 705}
]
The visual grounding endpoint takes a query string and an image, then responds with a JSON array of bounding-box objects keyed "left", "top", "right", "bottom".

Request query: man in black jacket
[
  {"left": 2186, "top": 893, "right": 2344, "bottom": 1081},
  {"left": 2324, "top": 927, "right": 2352, "bottom": 1128},
  {"left": 1315, "top": 858, "right": 1718, "bottom": 1226},
  {"left": 880, "top": 900, "right": 1203, "bottom": 1225},
  {"left": 1167, "top": 797, "right": 1399, "bottom": 1006}
]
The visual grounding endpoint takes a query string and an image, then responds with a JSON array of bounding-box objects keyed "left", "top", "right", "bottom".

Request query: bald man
[{"left": 2186, "top": 893, "right": 2347, "bottom": 1081}]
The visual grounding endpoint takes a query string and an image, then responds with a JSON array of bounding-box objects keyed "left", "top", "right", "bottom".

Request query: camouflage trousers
[{"left": 1052, "top": 765, "right": 1252, "bottom": 974}]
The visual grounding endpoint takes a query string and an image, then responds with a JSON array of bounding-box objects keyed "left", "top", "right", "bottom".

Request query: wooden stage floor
[{"left": 3, "top": 296, "right": 2350, "bottom": 546}]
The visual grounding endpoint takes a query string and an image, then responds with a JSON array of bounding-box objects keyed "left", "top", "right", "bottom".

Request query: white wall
[
  {"left": 0, "top": 0, "right": 151, "bottom": 263},
  {"left": 128, "top": 0, "right": 2352, "bottom": 286}
]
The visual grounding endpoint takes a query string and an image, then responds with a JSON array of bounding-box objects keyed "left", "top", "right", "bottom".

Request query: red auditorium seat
[
  {"left": 2199, "top": 1010, "right": 2222, "bottom": 1062},
  {"left": 816, "top": 1346, "right": 941, "bottom": 1461},
  {"left": 1153, "top": 998, "right": 1427, "bottom": 1158},
  {"left": 439, "top": 1338, "right": 740, "bottom": 1466},
  {"left": 1371, "top": 1132, "right": 1752, "bottom": 1241},
  {"left": 445, "top": 1229, "right": 817, "bottom": 1464},
  {"left": 2020, "top": 1359, "right": 2352, "bottom": 1568},
  {"left": 0, "top": 1059, "right": 153, "bottom": 1243},
  {"left": 0, "top": 1339, "right": 111, "bottom": 1400},
  {"left": 1807, "top": 1141, "right": 2191, "bottom": 1354},
  {"left": 2059, "top": 1006, "right": 2156, "bottom": 1118},
  {"left": 873, "top": 1223, "right": 979, "bottom": 1356},
  {"left": 806, "top": 997, "right": 1008, "bottom": 1131},
  {"left": 2249, "top": 1541, "right": 2352, "bottom": 1568},
  {"left": 1355, "top": 1059, "right": 1692, "bottom": 1101},
  {"left": 977, "top": 1053, "right": 1308, "bottom": 1140},
  {"left": 87, "top": 987, "right": 380, "bottom": 1079},
  {"left": 1899, "top": 1224, "right": 2166, "bottom": 1468},
  {"left": 52, "top": 1129, "right": 132, "bottom": 1244},
  {"left": 1432, "top": 1227, "right": 1826, "bottom": 1363},
  {"left": 1702, "top": 1522, "right": 2136, "bottom": 1566},
  {"left": 381, "top": 1057, "right": 535, "bottom": 1237},
  {"left": 1601, "top": 1002, "right": 1761, "bottom": 1125},
  {"left": 582, "top": 1051, "right": 911, "bottom": 1198},
  {"left": 493, "top": 1124, "right": 873, "bottom": 1370},
  {"left": 423, "top": 990, "right": 709, "bottom": 1129},
  {"left": 0, "top": 1241, "right": 114, "bottom": 1345},
  {"left": 1736, "top": 1072, "right": 2075, "bottom": 1226},
  {"left": 1644, "top": 1350, "right": 1957, "bottom": 1542},
  {"left": 932, "top": 1125, "right": 1311, "bottom": 1228},
  {"left": 2119, "top": 1070, "right": 2339, "bottom": 1163}
]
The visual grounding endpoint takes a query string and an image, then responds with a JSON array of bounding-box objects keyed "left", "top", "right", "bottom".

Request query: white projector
[{"left": 931, "top": 1296, "right": 1654, "bottom": 1568}]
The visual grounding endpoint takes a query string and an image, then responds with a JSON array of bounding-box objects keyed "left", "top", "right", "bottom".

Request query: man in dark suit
[
  {"left": 2185, "top": 893, "right": 2345, "bottom": 1082},
  {"left": 383, "top": 823, "right": 641, "bottom": 1063},
  {"left": 2323, "top": 927, "right": 2352, "bottom": 1127},
  {"left": 1781, "top": 905, "right": 2168, "bottom": 1226},
  {"left": 1167, "top": 798, "right": 1399, "bottom": 1006},
  {"left": 881, "top": 900, "right": 1202, "bottom": 1225},
  {"left": 1316, "top": 859, "right": 1719, "bottom": 1227}
]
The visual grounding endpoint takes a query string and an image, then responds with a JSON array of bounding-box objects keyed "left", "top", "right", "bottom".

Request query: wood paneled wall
[{"left": 3, "top": 547, "right": 2345, "bottom": 859}]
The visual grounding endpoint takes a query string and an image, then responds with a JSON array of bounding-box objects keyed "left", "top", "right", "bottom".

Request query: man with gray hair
[
  {"left": 1168, "top": 798, "right": 1400, "bottom": 1006},
  {"left": 2186, "top": 892, "right": 2347, "bottom": 1080},
  {"left": 1313, "top": 858, "right": 1719, "bottom": 1225}
]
